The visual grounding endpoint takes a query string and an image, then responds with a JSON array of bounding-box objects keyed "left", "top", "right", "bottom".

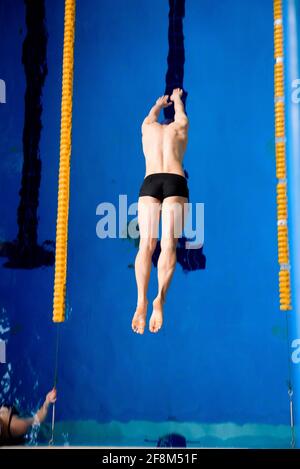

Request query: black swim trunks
[{"left": 139, "top": 173, "right": 189, "bottom": 202}]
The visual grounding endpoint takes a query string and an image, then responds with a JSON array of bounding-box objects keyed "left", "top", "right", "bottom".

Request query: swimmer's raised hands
[
  {"left": 155, "top": 95, "right": 172, "bottom": 108},
  {"left": 170, "top": 88, "right": 183, "bottom": 101}
]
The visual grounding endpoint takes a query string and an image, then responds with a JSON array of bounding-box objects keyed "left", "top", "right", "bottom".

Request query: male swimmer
[{"left": 132, "top": 88, "right": 189, "bottom": 334}]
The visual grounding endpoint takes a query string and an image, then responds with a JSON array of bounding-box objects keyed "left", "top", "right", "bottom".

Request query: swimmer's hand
[
  {"left": 45, "top": 388, "right": 57, "bottom": 405},
  {"left": 31, "top": 388, "right": 57, "bottom": 425},
  {"left": 155, "top": 95, "right": 172, "bottom": 108},
  {"left": 170, "top": 88, "right": 183, "bottom": 101}
]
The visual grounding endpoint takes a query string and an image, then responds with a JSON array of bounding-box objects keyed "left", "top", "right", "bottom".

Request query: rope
[
  {"left": 49, "top": 324, "right": 60, "bottom": 445},
  {"left": 273, "top": 0, "right": 295, "bottom": 448},
  {"left": 52, "top": 0, "right": 76, "bottom": 323},
  {"left": 283, "top": 309, "right": 296, "bottom": 448},
  {"left": 273, "top": 0, "right": 292, "bottom": 311},
  {"left": 49, "top": 0, "right": 75, "bottom": 444}
]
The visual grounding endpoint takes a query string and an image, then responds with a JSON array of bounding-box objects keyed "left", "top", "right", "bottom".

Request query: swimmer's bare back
[{"left": 141, "top": 89, "right": 189, "bottom": 177}]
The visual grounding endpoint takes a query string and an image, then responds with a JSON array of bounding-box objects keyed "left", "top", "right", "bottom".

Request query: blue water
[{"left": 0, "top": 0, "right": 293, "bottom": 447}]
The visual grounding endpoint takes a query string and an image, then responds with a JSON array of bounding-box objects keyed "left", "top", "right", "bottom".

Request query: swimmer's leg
[
  {"left": 150, "top": 196, "right": 188, "bottom": 333},
  {"left": 132, "top": 196, "right": 161, "bottom": 334}
]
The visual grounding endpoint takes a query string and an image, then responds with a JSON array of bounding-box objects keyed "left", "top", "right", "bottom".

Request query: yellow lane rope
[
  {"left": 273, "top": 0, "right": 292, "bottom": 311},
  {"left": 52, "top": 0, "right": 76, "bottom": 322}
]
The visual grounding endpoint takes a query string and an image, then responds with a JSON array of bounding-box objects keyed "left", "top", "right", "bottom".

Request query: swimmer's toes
[
  {"left": 149, "top": 313, "right": 163, "bottom": 333},
  {"left": 149, "top": 299, "right": 163, "bottom": 333},
  {"left": 131, "top": 313, "right": 146, "bottom": 334}
]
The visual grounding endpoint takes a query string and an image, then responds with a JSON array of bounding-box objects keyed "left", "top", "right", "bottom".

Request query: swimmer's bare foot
[
  {"left": 149, "top": 297, "right": 164, "bottom": 333},
  {"left": 132, "top": 300, "right": 148, "bottom": 334}
]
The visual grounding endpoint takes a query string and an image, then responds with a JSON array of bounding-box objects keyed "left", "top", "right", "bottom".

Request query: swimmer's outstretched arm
[
  {"left": 9, "top": 416, "right": 36, "bottom": 437},
  {"left": 170, "top": 88, "right": 189, "bottom": 127},
  {"left": 9, "top": 388, "right": 57, "bottom": 438},
  {"left": 142, "top": 95, "right": 172, "bottom": 126}
]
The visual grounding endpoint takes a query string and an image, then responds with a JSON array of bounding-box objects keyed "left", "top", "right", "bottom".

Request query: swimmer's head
[{"left": 0, "top": 406, "right": 22, "bottom": 446}]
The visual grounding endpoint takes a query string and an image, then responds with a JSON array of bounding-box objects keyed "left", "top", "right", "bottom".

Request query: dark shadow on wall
[
  {"left": 0, "top": 0, "right": 55, "bottom": 268},
  {"left": 161, "top": 0, "right": 206, "bottom": 271},
  {"left": 164, "top": 0, "right": 188, "bottom": 120},
  {"left": 152, "top": 238, "right": 206, "bottom": 272}
]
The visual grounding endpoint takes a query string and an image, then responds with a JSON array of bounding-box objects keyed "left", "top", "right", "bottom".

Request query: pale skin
[
  {"left": 0, "top": 388, "right": 56, "bottom": 441},
  {"left": 132, "top": 88, "right": 189, "bottom": 334}
]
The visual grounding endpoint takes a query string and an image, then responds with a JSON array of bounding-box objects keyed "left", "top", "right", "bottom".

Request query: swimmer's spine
[
  {"left": 52, "top": 0, "right": 75, "bottom": 322},
  {"left": 273, "top": 0, "right": 292, "bottom": 311}
]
